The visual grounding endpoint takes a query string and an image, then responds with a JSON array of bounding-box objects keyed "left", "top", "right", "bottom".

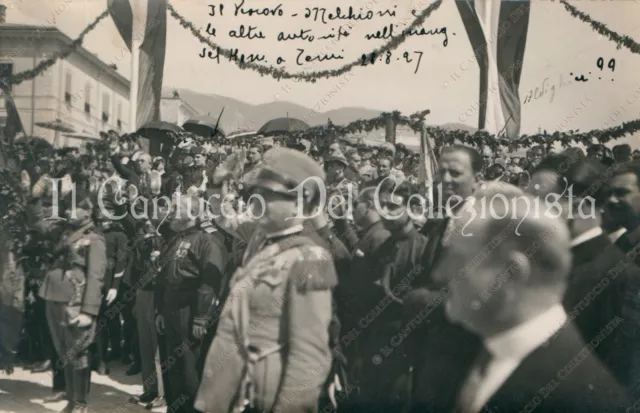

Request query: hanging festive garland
[
  {"left": 2, "top": 10, "right": 110, "bottom": 86},
  {"left": 292, "top": 110, "right": 640, "bottom": 152},
  {"left": 168, "top": 0, "right": 443, "bottom": 83},
  {"left": 559, "top": 0, "right": 640, "bottom": 55},
  {"left": 425, "top": 118, "right": 640, "bottom": 151}
]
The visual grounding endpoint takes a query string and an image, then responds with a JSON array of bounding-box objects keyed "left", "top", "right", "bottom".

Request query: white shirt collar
[
  {"left": 265, "top": 224, "right": 304, "bottom": 240},
  {"left": 486, "top": 304, "right": 567, "bottom": 360},
  {"left": 608, "top": 227, "right": 627, "bottom": 244},
  {"left": 569, "top": 226, "right": 604, "bottom": 248}
]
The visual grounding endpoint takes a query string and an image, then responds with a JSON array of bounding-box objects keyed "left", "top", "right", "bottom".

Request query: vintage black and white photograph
[{"left": 1, "top": 0, "right": 640, "bottom": 412}]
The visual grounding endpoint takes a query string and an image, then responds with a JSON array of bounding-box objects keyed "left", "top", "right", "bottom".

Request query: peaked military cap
[{"left": 254, "top": 148, "right": 325, "bottom": 198}]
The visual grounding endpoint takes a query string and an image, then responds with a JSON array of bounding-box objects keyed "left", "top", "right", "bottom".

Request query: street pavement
[{"left": 0, "top": 363, "right": 165, "bottom": 413}]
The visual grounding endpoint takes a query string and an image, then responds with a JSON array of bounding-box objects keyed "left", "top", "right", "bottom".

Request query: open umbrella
[
  {"left": 35, "top": 119, "right": 75, "bottom": 133},
  {"left": 14, "top": 136, "right": 53, "bottom": 151},
  {"left": 138, "top": 121, "right": 183, "bottom": 157},
  {"left": 137, "top": 121, "right": 183, "bottom": 137},
  {"left": 35, "top": 119, "right": 75, "bottom": 147},
  {"left": 183, "top": 115, "right": 225, "bottom": 139},
  {"left": 62, "top": 132, "right": 100, "bottom": 142},
  {"left": 257, "top": 117, "right": 310, "bottom": 135},
  {"left": 227, "top": 131, "right": 257, "bottom": 140}
]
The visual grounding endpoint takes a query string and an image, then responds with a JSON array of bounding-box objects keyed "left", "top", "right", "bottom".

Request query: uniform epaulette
[
  {"left": 203, "top": 226, "right": 217, "bottom": 234},
  {"left": 292, "top": 245, "right": 337, "bottom": 292}
]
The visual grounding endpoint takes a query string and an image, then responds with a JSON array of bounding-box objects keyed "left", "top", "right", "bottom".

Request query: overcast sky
[{"left": 7, "top": 0, "right": 640, "bottom": 143}]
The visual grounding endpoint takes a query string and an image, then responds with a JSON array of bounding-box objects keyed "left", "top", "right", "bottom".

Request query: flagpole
[{"left": 130, "top": 39, "right": 140, "bottom": 133}]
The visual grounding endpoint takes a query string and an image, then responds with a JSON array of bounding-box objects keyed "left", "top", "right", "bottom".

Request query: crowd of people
[{"left": 2, "top": 126, "right": 640, "bottom": 413}]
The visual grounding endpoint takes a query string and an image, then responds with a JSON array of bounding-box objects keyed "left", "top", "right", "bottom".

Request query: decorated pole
[
  {"left": 129, "top": 39, "right": 140, "bottom": 132},
  {"left": 384, "top": 113, "right": 396, "bottom": 144},
  {"left": 419, "top": 123, "right": 438, "bottom": 205}
]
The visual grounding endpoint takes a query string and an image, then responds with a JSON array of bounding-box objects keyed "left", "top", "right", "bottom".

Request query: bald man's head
[{"left": 435, "top": 183, "right": 571, "bottom": 337}]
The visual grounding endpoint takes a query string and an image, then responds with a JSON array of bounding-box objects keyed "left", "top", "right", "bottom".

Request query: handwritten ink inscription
[
  {"left": 364, "top": 24, "right": 451, "bottom": 47},
  {"left": 525, "top": 57, "right": 618, "bottom": 105},
  {"left": 570, "top": 57, "right": 617, "bottom": 83},
  {"left": 360, "top": 51, "right": 424, "bottom": 74},
  {"left": 199, "top": 2, "right": 450, "bottom": 73},
  {"left": 523, "top": 74, "right": 572, "bottom": 105}
]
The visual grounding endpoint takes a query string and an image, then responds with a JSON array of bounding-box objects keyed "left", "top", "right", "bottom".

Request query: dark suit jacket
[
  {"left": 619, "top": 226, "right": 640, "bottom": 261},
  {"left": 102, "top": 227, "right": 128, "bottom": 293},
  {"left": 406, "top": 217, "right": 483, "bottom": 412},
  {"left": 335, "top": 220, "right": 390, "bottom": 344},
  {"left": 566, "top": 232, "right": 640, "bottom": 388},
  {"left": 458, "top": 322, "right": 631, "bottom": 413},
  {"left": 110, "top": 154, "right": 140, "bottom": 185}
]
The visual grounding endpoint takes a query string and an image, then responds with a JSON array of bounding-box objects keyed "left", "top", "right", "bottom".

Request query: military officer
[
  {"left": 34, "top": 193, "right": 106, "bottom": 413},
  {"left": 154, "top": 195, "right": 228, "bottom": 413},
  {"left": 325, "top": 152, "right": 359, "bottom": 250},
  {"left": 197, "top": 149, "right": 337, "bottom": 413},
  {"left": 325, "top": 151, "right": 358, "bottom": 205}
]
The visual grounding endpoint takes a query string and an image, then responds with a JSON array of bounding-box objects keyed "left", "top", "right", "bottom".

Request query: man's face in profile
[
  {"left": 247, "top": 148, "right": 261, "bottom": 164},
  {"left": 194, "top": 154, "right": 206, "bottom": 166},
  {"left": 607, "top": 172, "right": 640, "bottom": 230},
  {"left": 434, "top": 218, "right": 507, "bottom": 333},
  {"left": 350, "top": 154, "right": 361, "bottom": 170}
]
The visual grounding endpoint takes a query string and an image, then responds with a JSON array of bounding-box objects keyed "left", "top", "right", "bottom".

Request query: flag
[
  {"left": 456, "top": 0, "right": 531, "bottom": 138},
  {"left": 108, "top": 0, "right": 167, "bottom": 129},
  {"left": 1, "top": 85, "right": 25, "bottom": 144},
  {"left": 0, "top": 84, "right": 24, "bottom": 171}
]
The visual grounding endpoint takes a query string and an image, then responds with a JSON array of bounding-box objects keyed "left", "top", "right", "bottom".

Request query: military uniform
[
  {"left": 155, "top": 223, "right": 227, "bottom": 413},
  {"left": 196, "top": 233, "right": 336, "bottom": 413},
  {"left": 38, "top": 221, "right": 106, "bottom": 412},
  {"left": 200, "top": 148, "right": 335, "bottom": 413}
]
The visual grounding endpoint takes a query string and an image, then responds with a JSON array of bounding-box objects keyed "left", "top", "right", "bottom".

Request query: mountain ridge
[{"left": 162, "top": 87, "right": 476, "bottom": 137}]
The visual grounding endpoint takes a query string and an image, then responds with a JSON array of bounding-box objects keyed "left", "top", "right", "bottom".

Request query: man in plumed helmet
[
  {"left": 31, "top": 191, "right": 106, "bottom": 413},
  {"left": 198, "top": 149, "right": 337, "bottom": 413}
]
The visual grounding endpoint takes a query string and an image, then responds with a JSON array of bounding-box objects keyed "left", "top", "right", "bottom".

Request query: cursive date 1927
[{"left": 361, "top": 50, "right": 424, "bottom": 74}]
